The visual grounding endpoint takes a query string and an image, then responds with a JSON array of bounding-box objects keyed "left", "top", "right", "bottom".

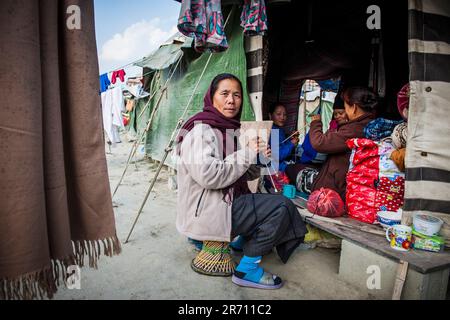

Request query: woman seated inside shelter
[
  {"left": 295, "top": 95, "right": 348, "bottom": 165},
  {"left": 176, "top": 73, "right": 307, "bottom": 290},
  {"left": 285, "top": 87, "right": 377, "bottom": 202},
  {"left": 268, "top": 103, "right": 299, "bottom": 172}
]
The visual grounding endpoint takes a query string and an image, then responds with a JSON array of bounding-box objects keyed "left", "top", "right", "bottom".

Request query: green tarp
[
  {"left": 136, "top": 8, "right": 255, "bottom": 167},
  {"left": 134, "top": 33, "right": 188, "bottom": 71}
]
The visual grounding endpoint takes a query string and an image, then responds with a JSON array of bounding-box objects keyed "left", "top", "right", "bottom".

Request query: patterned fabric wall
[{"left": 404, "top": 0, "right": 450, "bottom": 245}]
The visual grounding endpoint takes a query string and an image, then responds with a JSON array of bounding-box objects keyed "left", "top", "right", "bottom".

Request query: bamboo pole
[
  {"left": 112, "top": 56, "right": 182, "bottom": 198},
  {"left": 124, "top": 8, "right": 234, "bottom": 243},
  {"left": 112, "top": 87, "right": 168, "bottom": 197},
  {"left": 281, "top": 123, "right": 310, "bottom": 144}
]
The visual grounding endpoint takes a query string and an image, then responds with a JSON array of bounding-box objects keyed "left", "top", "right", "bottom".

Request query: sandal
[{"left": 232, "top": 271, "right": 283, "bottom": 290}]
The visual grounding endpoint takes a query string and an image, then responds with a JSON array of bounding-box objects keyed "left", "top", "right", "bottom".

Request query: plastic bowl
[
  {"left": 413, "top": 214, "right": 443, "bottom": 236},
  {"left": 377, "top": 210, "right": 402, "bottom": 228}
]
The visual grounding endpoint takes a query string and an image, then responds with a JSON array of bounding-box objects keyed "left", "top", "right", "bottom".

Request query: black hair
[
  {"left": 210, "top": 73, "right": 243, "bottom": 100},
  {"left": 341, "top": 87, "right": 379, "bottom": 113},
  {"left": 269, "top": 102, "right": 285, "bottom": 115},
  {"left": 333, "top": 95, "right": 345, "bottom": 110}
]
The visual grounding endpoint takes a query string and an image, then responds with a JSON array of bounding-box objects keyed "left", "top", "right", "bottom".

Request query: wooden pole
[
  {"left": 392, "top": 260, "right": 409, "bottom": 300},
  {"left": 112, "top": 87, "right": 168, "bottom": 198},
  {"left": 112, "top": 55, "right": 182, "bottom": 198},
  {"left": 124, "top": 8, "right": 234, "bottom": 243}
]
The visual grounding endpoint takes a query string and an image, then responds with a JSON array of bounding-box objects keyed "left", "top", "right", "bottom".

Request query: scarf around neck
[{"left": 177, "top": 86, "right": 250, "bottom": 202}]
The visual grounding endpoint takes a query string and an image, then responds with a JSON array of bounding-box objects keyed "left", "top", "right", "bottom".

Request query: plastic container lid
[{"left": 414, "top": 214, "right": 443, "bottom": 224}]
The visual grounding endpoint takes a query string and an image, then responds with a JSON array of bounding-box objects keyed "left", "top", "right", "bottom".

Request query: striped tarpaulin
[
  {"left": 245, "top": 35, "right": 264, "bottom": 120},
  {"left": 404, "top": 0, "right": 450, "bottom": 245}
]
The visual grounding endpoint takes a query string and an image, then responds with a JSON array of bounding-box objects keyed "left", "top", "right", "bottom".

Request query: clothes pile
[
  {"left": 346, "top": 138, "right": 405, "bottom": 224},
  {"left": 346, "top": 83, "right": 410, "bottom": 224}
]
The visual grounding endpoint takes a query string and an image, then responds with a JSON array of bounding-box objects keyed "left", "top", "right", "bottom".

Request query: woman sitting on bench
[{"left": 285, "top": 86, "right": 377, "bottom": 202}]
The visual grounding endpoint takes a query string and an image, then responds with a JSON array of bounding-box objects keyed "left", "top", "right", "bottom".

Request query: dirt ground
[{"left": 54, "top": 135, "right": 369, "bottom": 300}]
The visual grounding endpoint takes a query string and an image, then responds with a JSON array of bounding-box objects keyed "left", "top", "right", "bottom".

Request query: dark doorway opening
[{"left": 263, "top": 0, "right": 409, "bottom": 131}]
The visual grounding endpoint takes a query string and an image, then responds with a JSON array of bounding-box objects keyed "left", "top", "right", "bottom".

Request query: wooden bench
[{"left": 291, "top": 197, "right": 450, "bottom": 300}]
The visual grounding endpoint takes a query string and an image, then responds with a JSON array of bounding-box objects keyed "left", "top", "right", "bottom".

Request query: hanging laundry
[
  {"left": 177, "top": 0, "right": 228, "bottom": 53},
  {"left": 240, "top": 0, "right": 268, "bottom": 36},
  {"left": 111, "top": 69, "right": 126, "bottom": 84},
  {"left": 127, "top": 83, "right": 150, "bottom": 99},
  {"left": 101, "top": 87, "right": 125, "bottom": 145},
  {"left": 126, "top": 99, "right": 135, "bottom": 112},
  {"left": 99, "top": 73, "right": 111, "bottom": 93},
  {"left": 368, "top": 33, "right": 386, "bottom": 98},
  {"left": 122, "top": 112, "right": 131, "bottom": 127}
]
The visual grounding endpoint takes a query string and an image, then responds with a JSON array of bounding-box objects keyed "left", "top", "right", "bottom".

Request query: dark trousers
[{"left": 231, "top": 193, "right": 307, "bottom": 264}]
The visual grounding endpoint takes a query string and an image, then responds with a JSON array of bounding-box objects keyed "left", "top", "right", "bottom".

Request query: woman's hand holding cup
[{"left": 248, "top": 137, "right": 271, "bottom": 163}]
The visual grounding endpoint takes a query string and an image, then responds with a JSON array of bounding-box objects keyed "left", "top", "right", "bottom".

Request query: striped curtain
[
  {"left": 245, "top": 35, "right": 265, "bottom": 120},
  {"left": 404, "top": 0, "right": 450, "bottom": 245}
]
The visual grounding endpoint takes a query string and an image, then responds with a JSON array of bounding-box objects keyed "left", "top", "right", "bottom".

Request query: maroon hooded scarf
[{"left": 177, "top": 85, "right": 250, "bottom": 202}]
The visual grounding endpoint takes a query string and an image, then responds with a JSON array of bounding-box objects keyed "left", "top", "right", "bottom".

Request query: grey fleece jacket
[{"left": 176, "top": 124, "right": 261, "bottom": 242}]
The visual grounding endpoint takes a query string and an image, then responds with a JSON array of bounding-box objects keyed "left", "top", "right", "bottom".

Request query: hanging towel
[
  {"left": 368, "top": 34, "right": 386, "bottom": 98},
  {"left": 101, "top": 87, "right": 125, "bottom": 144},
  {"left": 111, "top": 69, "right": 126, "bottom": 84},
  {"left": 99, "top": 73, "right": 111, "bottom": 93},
  {"left": 240, "top": 0, "right": 268, "bottom": 36},
  {"left": 126, "top": 99, "right": 135, "bottom": 112},
  {"left": 177, "top": 0, "right": 228, "bottom": 53}
]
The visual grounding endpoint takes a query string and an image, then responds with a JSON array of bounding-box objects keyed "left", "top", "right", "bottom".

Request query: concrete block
[{"left": 338, "top": 240, "right": 449, "bottom": 300}]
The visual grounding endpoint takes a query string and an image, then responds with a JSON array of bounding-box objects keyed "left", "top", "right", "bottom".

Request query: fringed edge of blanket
[
  {"left": 73, "top": 235, "right": 122, "bottom": 269},
  {"left": 0, "top": 235, "right": 121, "bottom": 300}
]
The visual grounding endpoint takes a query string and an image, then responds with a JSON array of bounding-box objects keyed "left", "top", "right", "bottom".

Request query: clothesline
[
  {"left": 101, "top": 0, "right": 270, "bottom": 75},
  {"left": 101, "top": 69, "right": 156, "bottom": 96},
  {"left": 99, "top": 57, "right": 145, "bottom": 77}
]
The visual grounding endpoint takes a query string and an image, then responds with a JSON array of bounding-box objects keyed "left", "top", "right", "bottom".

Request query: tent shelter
[
  {"left": 263, "top": 0, "right": 410, "bottom": 132},
  {"left": 130, "top": 8, "right": 256, "bottom": 168},
  {"left": 131, "top": 0, "right": 449, "bottom": 237},
  {"left": 262, "top": 0, "right": 450, "bottom": 239}
]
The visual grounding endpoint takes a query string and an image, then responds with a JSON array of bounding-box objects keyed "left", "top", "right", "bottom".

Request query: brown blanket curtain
[{"left": 0, "top": 0, "right": 121, "bottom": 299}]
